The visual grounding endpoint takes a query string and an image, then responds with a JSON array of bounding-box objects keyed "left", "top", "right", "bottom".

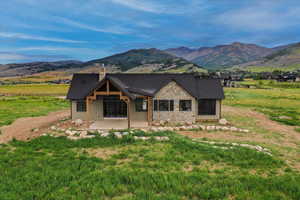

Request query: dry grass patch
[{"left": 79, "top": 147, "right": 119, "bottom": 160}]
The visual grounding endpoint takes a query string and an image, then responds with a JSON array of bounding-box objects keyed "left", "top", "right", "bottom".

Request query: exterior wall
[
  {"left": 196, "top": 100, "right": 221, "bottom": 120},
  {"left": 153, "top": 81, "right": 197, "bottom": 123},
  {"left": 71, "top": 99, "right": 103, "bottom": 121},
  {"left": 71, "top": 98, "right": 147, "bottom": 122},
  {"left": 129, "top": 101, "right": 148, "bottom": 121}
]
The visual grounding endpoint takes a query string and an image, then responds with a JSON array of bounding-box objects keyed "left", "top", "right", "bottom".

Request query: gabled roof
[{"left": 67, "top": 73, "right": 225, "bottom": 100}]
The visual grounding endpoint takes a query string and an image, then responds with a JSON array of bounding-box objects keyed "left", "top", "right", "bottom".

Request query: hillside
[
  {"left": 83, "top": 48, "right": 204, "bottom": 73},
  {"left": 165, "top": 42, "right": 273, "bottom": 69},
  {"left": 0, "top": 60, "right": 83, "bottom": 78},
  {"left": 232, "top": 43, "right": 300, "bottom": 72},
  {"left": 0, "top": 49, "right": 205, "bottom": 79}
]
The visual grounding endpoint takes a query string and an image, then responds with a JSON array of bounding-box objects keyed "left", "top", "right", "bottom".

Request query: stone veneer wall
[{"left": 153, "top": 81, "right": 197, "bottom": 123}]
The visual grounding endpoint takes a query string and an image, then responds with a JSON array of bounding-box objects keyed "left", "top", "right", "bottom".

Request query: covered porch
[{"left": 85, "top": 77, "right": 153, "bottom": 129}]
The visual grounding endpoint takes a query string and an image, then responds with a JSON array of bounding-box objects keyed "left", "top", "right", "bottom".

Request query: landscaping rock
[
  {"left": 230, "top": 127, "right": 238, "bottom": 132},
  {"left": 74, "top": 119, "right": 84, "bottom": 126},
  {"left": 219, "top": 118, "right": 228, "bottom": 125},
  {"left": 100, "top": 132, "right": 110, "bottom": 137},
  {"left": 50, "top": 126, "right": 56, "bottom": 131}
]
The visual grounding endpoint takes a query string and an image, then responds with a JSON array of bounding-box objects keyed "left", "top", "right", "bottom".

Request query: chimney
[{"left": 98, "top": 63, "right": 106, "bottom": 81}]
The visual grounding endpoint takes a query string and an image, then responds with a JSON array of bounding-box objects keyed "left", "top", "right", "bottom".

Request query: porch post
[
  {"left": 147, "top": 97, "right": 153, "bottom": 126},
  {"left": 127, "top": 99, "right": 131, "bottom": 129},
  {"left": 86, "top": 98, "right": 90, "bottom": 128}
]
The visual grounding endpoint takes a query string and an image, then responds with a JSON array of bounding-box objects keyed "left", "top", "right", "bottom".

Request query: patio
[{"left": 89, "top": 119, "right": 149, "bottom": 130}]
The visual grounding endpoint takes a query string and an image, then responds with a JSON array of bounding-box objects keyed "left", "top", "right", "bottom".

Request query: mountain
[
  {"left": 0, "top": 60, "right": 83, "bottom": 77},
  {"left": 165, "top": 42, "right": 274, "bottom": 69},
  {"left": 233, "top": 42, "right": 300, "bottom": 71},
  {"left": 0, "top": 48, "right": 205, "bottom": 78},
  {"left": 82, "top": 48, "right": 204, "bottom": 73}
]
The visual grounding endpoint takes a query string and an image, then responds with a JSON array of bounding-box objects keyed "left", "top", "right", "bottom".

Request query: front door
[{"left": 103, "top": 96, "right": 127, "bottom": 118}]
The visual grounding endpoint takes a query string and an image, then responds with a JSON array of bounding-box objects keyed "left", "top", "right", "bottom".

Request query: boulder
[
  {"left": 222, "top": 126, "right": 230, "bottom": 131},
  {"left": 219, "top": 118, "right": 228, "bottom": 125},
  {"left": 207, "top": 126, "right": 215, "bottom": 131},
  {"left": 100, "top": 132, "right": 110, "bottom": 137},
  {"left": 230, "top": 127, "right": 238, "bottom": 132},
  {"left": 185, "top": 122, "right": 193, "bottom": 126},
  {"left": 50, "top": 126, "right": 56, "bottom": 131},
  {"left": 74, "top": 119, "right": 83, "bottom": 126}
]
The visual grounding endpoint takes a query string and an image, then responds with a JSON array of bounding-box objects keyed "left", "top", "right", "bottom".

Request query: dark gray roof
[
  {"left": 66, "top": 73, "right": 99, "bottom": 100},
  {"left": 67, "top": 73, "right": 225, "bottom": 100}
]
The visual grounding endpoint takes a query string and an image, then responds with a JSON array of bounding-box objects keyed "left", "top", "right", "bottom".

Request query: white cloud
[
  {"left": 110, "top": 0, "right": 164, "bottom": 13},
  {"left": 0, "top": 53, "right": 28, "bottom": 61},
  {"left": 0, "top": 32, "right": 86, "bottom": 43},
  {"left": 215, "top": 1, "right": 300, "bottom": 31},
  {"left": 58, "top": 17, "right": 132, "bottom": 34}
]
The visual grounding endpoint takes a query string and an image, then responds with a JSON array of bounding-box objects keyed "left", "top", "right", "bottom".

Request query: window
[
  {"left": 135, "top": 98, "right": 148, "bottom": 112},
  {"left": 198, "top": 99, "right": 216, "bottom": 115},
  {"left": 179, "top": 100, "right": 192, "bottom": 111},
  {"left": 153, "top": 100, "right": 174, "bottom": 111},
  {"left": 76, "top": 101, "right": 86, "bottom": 112}
]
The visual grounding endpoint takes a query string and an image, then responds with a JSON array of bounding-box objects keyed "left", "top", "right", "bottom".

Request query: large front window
[
  {"left": 198, "top": 99, "right": 216, "bottom": 115},
  {"left": 154, "top": 100, "right": 174, "bottom": 111}
]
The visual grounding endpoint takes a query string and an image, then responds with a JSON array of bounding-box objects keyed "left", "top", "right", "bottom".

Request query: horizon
[{"left": 1, "top": 0, "right": 300, "bottom": 64}]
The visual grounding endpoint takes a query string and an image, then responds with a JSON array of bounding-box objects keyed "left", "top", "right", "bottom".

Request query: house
[{"left": 66, "top": 70, "right": 225, "bottom": 128}]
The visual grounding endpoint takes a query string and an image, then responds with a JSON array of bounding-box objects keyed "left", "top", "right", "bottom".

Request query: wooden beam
[{"left": 94, "top": 91, "right": 121, "bottom": 96}]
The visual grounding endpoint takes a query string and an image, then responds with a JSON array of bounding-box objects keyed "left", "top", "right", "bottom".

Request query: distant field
[
  {"left": 0, "top": 84, "right": 69, "bottom": 96},
  {"left": 239, "top": 79, "right": 300, "bottom": 89},
  {"left": 224, "top": 87, "right": 300, "bottom": 126},
  {"left": 231, "top": 64, "right": 300, "bottom": 72},
  {"left": 0, "top": 96, "right": 69, "bottom": 127}
]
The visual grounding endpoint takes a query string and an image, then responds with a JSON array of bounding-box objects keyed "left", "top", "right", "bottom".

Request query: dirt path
[
  {"left": 180, "top": 105, "right": 300, "bottom": 146},
  {"left": 0, "top": 110, "right": 69, "bottom": 143},
  {"left": 179, "top": 105, "right": 300, "bottom": 169}
]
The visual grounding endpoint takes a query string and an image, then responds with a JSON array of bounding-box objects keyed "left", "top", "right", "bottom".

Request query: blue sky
[{"left": 0, "top": 0, "right": 300, "bottom": 64}]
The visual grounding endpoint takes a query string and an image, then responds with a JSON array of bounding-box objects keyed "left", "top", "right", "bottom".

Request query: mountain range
[
  {"left": 1, "top": 42, "right": 300, "bottom": 78},
  {"left": 166, "top": 42, "right": 278, "bottom": 69}
]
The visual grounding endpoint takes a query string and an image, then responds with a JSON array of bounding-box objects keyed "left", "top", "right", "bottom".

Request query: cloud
[
  {"left": 0, "top": 52, "right": 71, "bottom": 63},
  {"left": 110, "top": 0, "right": 165, "bottom": 13},
  {"left": 0, "top": 32, "right": 86, "bottom": 43},
  {"left": 215, "top": 0, "right": 300, "bottom": 31},
  {"left": 57, "top": 17, "right": 132, "bottom": 35}
]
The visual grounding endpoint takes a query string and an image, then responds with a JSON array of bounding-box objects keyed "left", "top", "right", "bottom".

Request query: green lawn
[
  {"left": 0, "top": 131, "right": 299, "bottom": 199},
  {"left": 0, "top": 84, "right": 69, "bottom": 96},
  {"left": 224, "top": 87, "right": 300, "bottom": 126},
  {"left": 0, "top": 96, "right": 69, "bottom": 127}
]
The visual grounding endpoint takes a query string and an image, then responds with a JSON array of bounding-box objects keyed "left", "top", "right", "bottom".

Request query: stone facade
[{"left": 153, "top": 81, "right": 197, "bottom": 123}]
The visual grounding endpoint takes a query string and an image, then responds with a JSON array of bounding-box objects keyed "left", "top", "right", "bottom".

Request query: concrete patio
[{"left": 89, "top": 119, "right": 149, "bottom": 130}]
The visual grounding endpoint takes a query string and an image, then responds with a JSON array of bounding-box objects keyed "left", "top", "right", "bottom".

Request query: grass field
[
  {"left": 0, "top": 96, "right": 69, "bottom": 127},
  {"left": 224, "top": 85, "right": 300, "bottom": 126},
  {"left": 0, "top": 84, "right": 69, "bottom": 96},
  {"left": 0, "top": 131, "right": 299, "bottom": 199}
]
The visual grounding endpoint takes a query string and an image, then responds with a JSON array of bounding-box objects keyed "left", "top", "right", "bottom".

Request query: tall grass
[
  {"left": 0, "top": 96, "right": 69, "bottom": 127},
  {"left": 224, "top": 87, "right": 300, "bottom": 126},
  {"left": 0, "top": 132, "right": 299, "bottom": 199}
]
